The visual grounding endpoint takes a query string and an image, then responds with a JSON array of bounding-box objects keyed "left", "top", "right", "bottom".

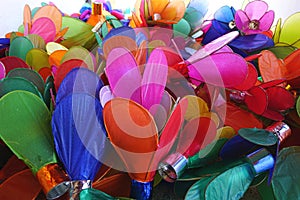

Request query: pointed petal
[
  {"left": 141, "top": 48, "right": 168, "bottom": 114},
  {"left": 187, "top": 31, "right": 239, "bottom": 64}
]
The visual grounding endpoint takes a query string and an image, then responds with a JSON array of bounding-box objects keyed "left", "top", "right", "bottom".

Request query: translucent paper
[
  {"left": 56, "top": 67, "right": 103, "bottom": 104},
  {"left": 0, "top": 77, "right": 42, "bottom": 99},
  {"left": 9, "top": 37, "right": 33, "bottom": 61},
  {"left": 7, "top": 68, "right": 45, "bottom": 94},
  {"left": 26, "top": 48, "right": 50, "bottom": 71},
  {"left": 52, "top": 93, "right": 107, "bottom": 180},
  {"left": 272, "top": 147, "right": 300, "bottom": 199},
  {"left": 0, "top": 91, "right": 57, "bottom": 174},
  {"left": 103, "top": 98, "right": 158, "bottom": 182},
  {"left": 105, "top": 47, "right": 168, "bottom": 117},
  {"left": 0, "top": 56, "right": 30, "bottom": 74},
  {"left": 0, "top": 169, "right": 42, "bottom": 199}
]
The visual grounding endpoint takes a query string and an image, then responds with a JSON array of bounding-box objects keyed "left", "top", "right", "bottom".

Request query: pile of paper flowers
[{"left": 0, "top": 0, "right": 300, "bottom": 199}]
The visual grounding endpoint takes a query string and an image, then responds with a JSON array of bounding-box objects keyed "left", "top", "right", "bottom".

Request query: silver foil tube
[
  {"left": 158, "top": 153, "right": 188, "bottom": 182},
  {"left": 266, "top": 122, "right": 291, "bottom": 143},
  {"left": 247, "top": 148, "right": 275, "bottom": 175}
]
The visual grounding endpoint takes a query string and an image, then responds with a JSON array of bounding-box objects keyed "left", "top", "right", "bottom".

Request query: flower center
[
  {"left": 248, "top": 20, "right": 260, "bottom": 30},
  {"left": 228, "top": 20, "right": 236, "bottom": 29}
]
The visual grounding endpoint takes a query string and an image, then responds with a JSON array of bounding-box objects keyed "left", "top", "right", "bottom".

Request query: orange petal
[
  {"left": 284, "top": 49, "right": 300, "bottom": 80},
  {"left": 49, "top": 50, "right": 67, "bottom": 66},
  {"left": 160, "top": 0, "right": 186, "bottom": 22},
  {"left": 23, "top": 4, "right": 32, "bottom": 35},
  {"left": 258, "top": 50, "right": 286, "bottom": 82},
  {"left": 149, "top": 0, "right": 169, "bottom": 18},
  {"left": 103, "top": 36, "right": 137, "bottom": 58},
  {"left": 32, "top": 5, "right": 62, "bottom": 33}
]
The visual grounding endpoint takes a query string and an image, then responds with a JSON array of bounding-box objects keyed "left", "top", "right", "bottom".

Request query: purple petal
[
  {"left": 235, "top": 10, "right": 250, "bottom": 33},
  {"left": 259, "top": 10, "right": 275, "bottom": 32},
  {"left": 245, "top": 0, "right": 268, "bottom": 20}
]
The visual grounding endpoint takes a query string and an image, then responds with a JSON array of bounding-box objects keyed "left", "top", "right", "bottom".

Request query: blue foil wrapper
[{"left": 130, "top": 180, "right": 153, "bottom": 200}]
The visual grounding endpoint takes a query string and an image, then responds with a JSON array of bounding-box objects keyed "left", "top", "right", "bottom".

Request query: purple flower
[{"left": 235, "top": 0, "right": 274, "bottom": 35}]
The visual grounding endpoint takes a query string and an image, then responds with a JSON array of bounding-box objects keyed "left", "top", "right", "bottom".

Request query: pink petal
[
  {"left": 105, "top": 47, "right": 142, "bottom": 103},
  {"left": 245, "top": 0, "right": 268, "bottom": 20},
  {"left": 141, "top": 48, "right": 168, "bottom": 114},
  {"left": 30, "top": 17, "right": 56, "bottom": 43},
  {"left": 235, "top": 10, "right": 250, "bottom": 33},
  {"left": 258, "top": 10, "right": 275, "bottom": 32},
  {"left": 187, "top": 31, "right": 239, "bottom": 64}
]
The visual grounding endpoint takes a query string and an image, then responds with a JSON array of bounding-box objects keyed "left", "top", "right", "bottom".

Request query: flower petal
[
  {"left": 259, "top": 10, "right": 275, "bottom": 32},
  {"left": 214, "top": 6, "right": 235, "bottom": 23},
  {"left": 235, "top": 10, "right": 249, "bottom": 33},
  {"left": 244, "top": 0, "right": 268, "bottom": 20}
]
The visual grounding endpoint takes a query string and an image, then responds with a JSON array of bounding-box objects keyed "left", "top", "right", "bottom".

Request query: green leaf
[
  {"left": 279, "top": 13, "right": 300, "bottom": 45},
  {"left": 205, "top": 163, "right": 255, "bottom": 200},
  {"left": 272, "top": 146, "right": 300, "bottom": 200},
  {"left": 238, "top": 128, "right": 278, "bottom": 146},
  {"left": 185, "top": 176, "right": 216, "bottom": 200}
]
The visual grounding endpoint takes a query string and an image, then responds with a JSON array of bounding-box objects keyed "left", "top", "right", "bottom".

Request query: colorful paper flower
[
  {"left": 235, "top": 0, "right": 275, "bottom": 35},
  {"left": 202, "top": 5, "right": 274, "bottom": 55}
]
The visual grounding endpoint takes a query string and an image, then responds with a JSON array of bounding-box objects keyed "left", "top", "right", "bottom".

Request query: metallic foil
[
  {"left": 130, "top": 180, "right": 153, "bottom": 200},
  {"left": 36, "top": 163, "right": 70, "bottom": 199},
  {"left": 247, "top": 148, "right": 275, "bottom": 175},
  {"left": 158, "top": 153, "right": 188, "bottom": 182},
  {"left": 266, "top": 122, "right": 291, "bottom": 143},
  {"left": 69, "top": 180, "right": 92, "bottom": 200},
  {"left": 92, "top": 2, "right": 103, "bottom": 15}
]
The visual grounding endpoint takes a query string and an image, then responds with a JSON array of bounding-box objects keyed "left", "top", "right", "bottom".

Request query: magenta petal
[
  {"left": 105, "top": 47, "right": 142, "bottom": 103},
  {"left": 258, "top": 10, "right": 275, "bottom": 32},
  {"left": 245, "top": 0, "right": 268, "bottom": 20},
  {"left": 188, "top": 52, "right": 248, "bottom": 88},
  {"left": 30, "top": 17, "right": 56, "bottom": 43},
  {"left": 141, "top": 48, "right": 168, "bottom": 115},
  {"left": 235, "top": 10, "right": 250, "bottom": 33}
]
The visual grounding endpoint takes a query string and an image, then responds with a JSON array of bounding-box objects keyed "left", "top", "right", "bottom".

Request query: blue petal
[
  {"left": 230, "top": 34, "right": 274, "bottom": 52},
  {"left": 214, "top": 6, "right": 236, "bottom": 23}
]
